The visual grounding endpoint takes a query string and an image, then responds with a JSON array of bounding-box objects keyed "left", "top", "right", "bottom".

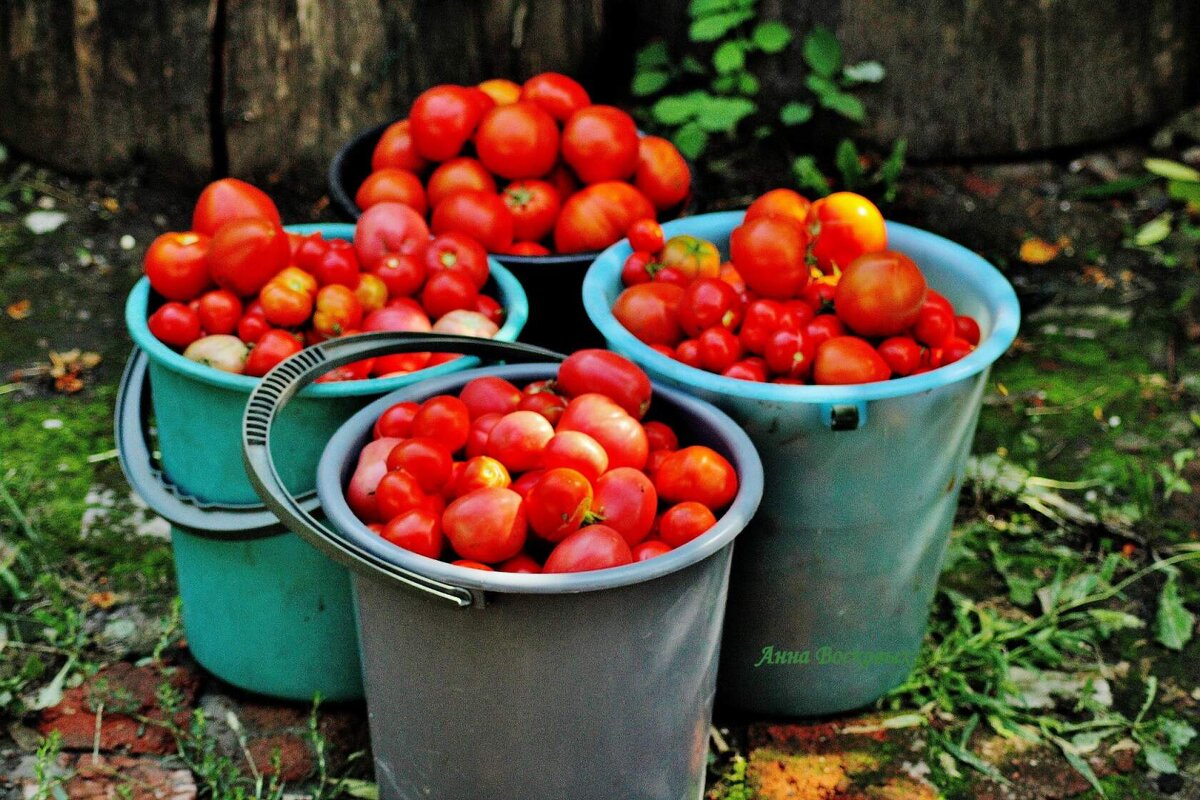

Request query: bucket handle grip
[
  {"left": 115, "top": 348, "right": 312, "bottom": 538},
  {"left": 241, "top": 332, "right": 566, "bottom": 609}
]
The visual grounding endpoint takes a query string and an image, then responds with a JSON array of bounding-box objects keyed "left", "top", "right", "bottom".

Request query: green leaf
[
  {"left": 1144, "top": 157, "right": 1200, "bottom": 182},
  {"left": 1143, "top": 743, "right": 1179, "bottom": 774},
  {"left": 803, "top": 26, "right": 842, "bottom": 77},
  {"left": 713, "top": 40, "right": 746, "bottom": 73},
  {"left": 779, "top": 101, "right": 814, "bottom": 126},
  {"left": 632, "top": 70, "right": 671, "bottom": 96},
  {"left": 690, "top": 10, "right": 753, "bottom": 42},
  {"left": 835, "top": 138, "right": 863, "bottom": 188},
  {"left": 1168, "top": 179, "right": 1200, "bottom": 205},
  {"left": 652, "top": 92, "right": 709, "bottom": 125},
  {"left": 1068, "top": 175, "right": 1156, "bottom": 199},
  {"left": 672, "top": 121, "right": 709, "bottom": 160},
  {"left": 695, "top": 96, "right": 757, "bottom": 133},
  {"left": 792, "top": 156, "right": 830, "bottom": 197},
  {"left": 751, "top": 21, "right": 792, "bottom": 53},
  {"left": 340, "top": 779, "right": 380, "bottom": 799},
  {"left": 1057, "top": 742, "right": 1106, "bottom": 796},
  {"left": 936, "top": 733, "right": 1011, "bottom": 784},
  {"left": 1159, "top": 717, "right": 1198, "bottom": 752},
  {"left": 1155, "top": 569, "right": 1196, "bottom": 650},
  {"left": 879, "top": 138, "right": 906, "bottom": 202},
  {"left": 681, "top": 55, "right": 707, "bottom": 75},
  {"left": 689, "top": 0, "right": 745, "bottom": 16},
  {"left": 805, "top": 73, "right": 839, "bottom": 99},
  {"left": 1132, "top": 213, "right": 1173, "bottom": 247},
  {"left": 842, "top": 60, "right": 886, "bottom": 84},
  {"left": 819, "top": 90, "right": 866, "bottom": 122},
  {"left": 737, "top": 72, "right": 760, "bottom": 95},
  {"left": 635, "top": 40, "right": 671, "bottom": 70},
  {"left": 711, "top": 74, "right": 737, "bottom": 94},
  {"left": 0, "top": 144, "right": 8, "bottom": 165},
  {"left": 1087, "top": 609, "right": 1145, "bottom": 636}
]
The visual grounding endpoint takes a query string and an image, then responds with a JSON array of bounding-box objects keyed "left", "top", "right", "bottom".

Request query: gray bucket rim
[
  {"left": 582, "top": 212, "right": 1021, "bottom": 404},
  {"left": 316, "top": 362, "right": 765, "bottom": 595}
]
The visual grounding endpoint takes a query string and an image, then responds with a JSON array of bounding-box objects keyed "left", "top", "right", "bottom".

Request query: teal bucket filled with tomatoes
[
  {"left": 118, "top": 179, "right": 528, "bottom": 700},
  {"left": 583, "top": 190, "right": 1021, "bottom": 716}
]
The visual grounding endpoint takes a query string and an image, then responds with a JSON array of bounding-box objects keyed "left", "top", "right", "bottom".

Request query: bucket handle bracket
[{"left": 822, "top": 402, "right": 867, "bottom": 431}]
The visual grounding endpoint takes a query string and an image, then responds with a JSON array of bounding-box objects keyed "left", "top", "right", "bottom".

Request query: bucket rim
[
  {"left": 582, "top": 212, "right": 1021, "bottom": 403},
  {"left": 125, "top": 222, "right": 529, "bottom": 398},
  {"left": 315, "top": 362, "right": 765, "bottom": 595}
]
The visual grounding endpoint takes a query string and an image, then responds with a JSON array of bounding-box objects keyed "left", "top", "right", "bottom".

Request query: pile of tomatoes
[
  {"left": 358, "top": 73, "right": 692, "bottom": 256},
  {"left": 611, "top": 189, "right": 983, "bottom": 385},
  {"left": 143, "top": 179, "right": 507, "bottom": 381},
  {"left": 346, "top": 350, "right": 739, "bottom": 573}
]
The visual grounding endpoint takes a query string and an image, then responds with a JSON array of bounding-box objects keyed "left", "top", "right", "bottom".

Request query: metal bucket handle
[
  {"left": 241, "top": 332, "right": 566, "bottom": 609},
  {"left": 115, "top": 348, "right": 308, "bottom": 539}
]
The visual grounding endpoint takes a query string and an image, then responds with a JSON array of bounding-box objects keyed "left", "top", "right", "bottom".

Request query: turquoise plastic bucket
[
  {"left": 583, "top": 212, "right": 1020, "bottom": 716},
  {"left": 124, "top": 223, "right": 529, "bottom": 505}
]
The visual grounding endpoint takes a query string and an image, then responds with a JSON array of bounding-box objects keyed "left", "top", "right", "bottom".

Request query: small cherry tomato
[
  {"left": 148, "top": 302, "right": 202, "bottom": 348},
  {"left": 679, "top": 278, "right": 743, "bottom": 338},
  {"left": 675, "top": 338, "right": 703, "bottom": 369},
  {"left": 642, "top": 421, "right": 678, "bottom": 453},
  {"left": 937, "top": 336, "right": 974, "bottom": 366},
  {"left": 723, "top": 358, "right": 768, "bottom": 382},
  {"left": 738, "top": 299, "right": 784, "bottom": 355},
  {"left": 805, "top": 314, "right": 847, "bottom": 349},
  {"left": 627, "top": 218, "right": 665, "bottom": 253},
  {"left": 237, "top": 306, "right": 272, "bottom": 344},
  {"left": 913, "top": 301, "right": 954, "bottom": 347},
  {"left": 658, "top": 501, "right": 718, "bottom": 547},
  {"left": 955, "top": 315, "right": 981, "bottom": 346},
  {"left": 621, "top": 251, "right": 658, "bottom": 287},
  {"left": 763, "top": 329, "right": 816, "bottom": 379},
  {"left": 632, "top": 539, "right": 672, "bottom": 561},
  {"left": 877, "top": 336, "right": 922, "bottom": 376},
  {"left": 697, "top": 326, "right": 743, "bottom": 373}
]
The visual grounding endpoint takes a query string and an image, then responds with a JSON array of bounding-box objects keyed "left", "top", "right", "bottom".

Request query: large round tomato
[
  {"left": 459, "top": 376, "right": 522, "bottom": 418},
  {"left": 207, "top": 218, "right": 290, "bottom": 297},
  {"left": 745, "top": 188, "right": 810, "bottom": 228},
  {"left": 634, "top": 136, "right": 691, "bottom": 211},
  {"left": 408, "top": 85, "right": 484, "bottom": 161},
  {"left": 347, "top": 436, "right": 402, "bottom": 522},
  {"left": 501, "top": 180, "right": 560, "bottom": 243},
  {"left": 191, "top": 178, "right": 281, "bottom": 237},
  {"left": 807, "top": 191, "right": 887, "bottom": 272},
  {"left": 553, "top": 181, "right": 654, "bottom": 254},
  {"left": 612, "top": 282, "right": 685, "bottom": 346},
  {"left": 426, "top": 157, "right": 497, "bottom": 209},
  {"left": 423, "top": 231, "right": 490, "bottom": 290},
  {"left": 354, "top": 202, "right": 431, "bottom": 271},
  {"left": 371, "top": 119, "right": 428, "bottom": 173},
  {"left": 381, "top": 509, "right": 443, "bottom": 560},
  {"left": 542, "top": 431, "right": 608, "bottom": 483},
  {"left": 243, "top": 329, "right": 303, "bottom": 377},
  {"left": 442, "top": 487, "right": 527, "bottom": 563},
  {"left": 592, "top": 467, "right": 657, "bottom": 546},
  {"left": 486, "top": 410, "right": 554, "bottom": 473},
  {"left": 653, "top": 445, "right": 738, "bottom": 509},
  {"left": 659, "top": 235, "right": 720, "bottom": 281},
  {"left": 729, "top": 216, "right": 810, "bottom": 299},
  {"left": 543, "top": 524, "right": 633, "bottom": 573},
  {"left": 561, "top": 106, "right": 639, "bottom": 184},
  {"left": 526, "top": 468, "right": 594, "bottom": 542},
  {"left": 520, "top": 72, "right": 590, "bottom": 122},
  {"left": 558, "top": 393, "right": 648, "bottom": 470},
  {"left": 144, "top": 232, "right": 212, "bottom": 301},
  {"left": 557, "top": 349, "right": 652, "bottom": 419},
  {"left": 431, "top": 191, "right": 514, "bottom": 253},
  {"left": 834, "top": 250, "right": 927, "bottom": 337},
  {"left": 355, "top": 168, "right": 427, "bottom": 214},
  {"left": 148, "top": 302, "right": 202, "bottom": 348},
  {"left": 812, "top": 336, "right": 891, "bottom": 385},
  {"left": 474, "top": 102, "right": 559, "bottom": 180}
]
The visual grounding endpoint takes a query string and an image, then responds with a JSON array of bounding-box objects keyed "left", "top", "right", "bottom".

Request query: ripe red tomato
[
  {"left": 259, "top": 281, "right": 313, "bottom": 327},
  {"left": 554, "top": 182, "right": 655, "bottom": 254},
  {"left": 408, "top": 85, "right": 485, "bottom": 161},
  {"left": 372, "top": 119, "right": 428, "bottom": 173},
  {"left": 807, "top": 192, "right": 887, "bottom": 272},
  {"left": 526, "top": 468, "right": 594, "bottom": 542},
  {"left": 592, "top": 467, "right": 657, "bottom": 546},
  {"left": 561, "top": 106, "right": 639, "bottom": 184},
  {"left": 354, "top": 202, "right": 431, "bottom": 271},
  {"left": 659, "top": 235, "right": 720, "bottom": 281},
  {"left": 311, "top": 240, "right": 359, "bottom": 288},
  {"left": 466, "top": 413, "right": 502, "bottom": 459},
  {"left": 191, "top": 178, "right": 281, "bottom": 237},
  {"left": 632, "top": 540, "right": 672, "bottom": 561},
  {"left": 653, "top": 446, "right": 738, "bottom": 509},
  {"left": 697, "top": 326, "right": 743, "bottom": 373},
  {"left": 412, "top": 395, "right": 471, "bottom": 452},
  {"left": 812, "top": 336, "right": 892, "bottom": 385},
  {"left": 729, "top": 216, "right": 810, "bottom": 300},
  {"left": 355, "top": 168, "right": 427, "bottom": 214},
  {"left": 543, "top": 524, "right": 633, "bottom": 573},
  {"left": 207, "top": 218, "right": 290, "bottom": 297},
  {"left": 517, "top": 392, "right": 567, "bottom": 425},
  {"left": 477, "top": 78, "right": 522, "bottom": 106},
  {"left": 541, "top": 431, "right": 609, "bottom": 483},
  {"left": 877, "top": 336, "right": 923, "bottom": 376},
  {"left": 501, "top": 180, "right": 560, "bottom": 243},
  {"left": 557, "top": 349, "right": 653, "bottom": 419},
  {"left": 148, "top": 302, "right": 202, "bottom": 348},
  {"left": 460, "top": 376, "right": 522, "bottom": 419},
  {"left": 745, "top": 188, "right": 811, "bottom": 228},
  {"left": 312, "top": 284, "right": 363, "bottom": 337},
  {"left": 236, "top": 304, "right": 271, "bottom": 344},
  {"left": 425, "top": 158, "right": 495, "bottom": 210},
  {"left": 805, "top": 314, "right": 846, "bottom": 349},
  {"left": 421, "top": 271, "right": 478, "bottom": 319},
  {"left": 452, "top": 560, "right": 495, "bottom": 571},
  {"left": 381, "top": 508, "right": 443, "bottom": 559},
  {"left": 474, "top": 102, "right": 559, "bottom": 180},
  {"left": 680, "top": 278, "right": 743, "bottom": 338},
  {"left": 612, "top": 282, "right": 685, "bottom": 346},
  {"left": 621, "top": 251, "right": 657, "bottom": 287},
  {"left": 520, "top": 72, "right": 590, "bottom": 122},
  {"left": 348, "top": 436, "right": 402, "bottom": 521},
  {"left": 764, "top": 329, "right": 816, "bottom": 379},
  {"left": 627, "top": 218, "right": 665, "bottom": 253},
  {"left": 558, "top": 393, "right": 649, "bottom": 470},
  {"left": 937, "top": 336, "right": 974, "bottom": 366},
  {"left": 738, "top": 299, "right": 784, "bottom": 354},
  {"left": 432, "top": 191, "right": 514, "bottom": 253},
  {"left": 243, "top": 329, "right": 303, "bottom": 377},
  {"left": 376, "top": 468, "right": 430, "bottom": 522},
  {"left": 634, "top": 136, "right": 691, "bottom": 211},
  {"left": 642, "top": 421, "right": 678, "bottom": 453},
  {"left": 499, "top": 553, "right": 542, "bottom": 574},
  {"left": 374, "top": 401, "right": 419, "bottom": 439},
  {"left": 386, "top": 438, "right": 454, "bottom": 494},
  {"left": 442, "top": 487, "right": 527, "bottom": 563},
  {"left": 196, "top": 289, "right": 242, "bottom": 335},
  {"left": 658, "top": 501, "right": 717, "bottom": 548},
  {"left": 486, "top": 410, "right": 554, "bottom": 472},
  {"left": 456, "top": 455, "right": 511, "bottom": 495},
  {"left": 834, "top": 250, "right": 927, "bottom": 337},
  {"left": 955, "top": 315, "right": 981, "bottom": 346},
  {"left": 144, "top": 232, "right": 212, "bottom": 301},
  {"left": 912, "top": 301, "right": 954, "bottom": 347},
  {"left": 505, "top": 241, "right": 551, "bottom": 256},
  {"left": 723, "top": 358, "right": 768, "bottom": 382},
  {"left": 362, "top": 305, "right": 432, "bottom": 374}
]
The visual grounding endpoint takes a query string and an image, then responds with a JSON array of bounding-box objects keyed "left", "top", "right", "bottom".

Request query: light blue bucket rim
[
  {"left": 582, "top": 211, "right": 1021, "bottom": 403},
  {"left": 126, "top": 222, "right": 529, "bottom": 398}
]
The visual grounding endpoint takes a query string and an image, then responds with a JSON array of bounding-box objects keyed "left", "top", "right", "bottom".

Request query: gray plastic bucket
[
  {"left": 583, "top": 212, "right": 1021, "bottom": 716},
  {"left": 240, "top": 334, "right": 765, "bottom": 800}
]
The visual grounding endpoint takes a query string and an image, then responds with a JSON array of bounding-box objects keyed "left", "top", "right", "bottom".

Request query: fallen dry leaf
[
  {"left": 1019, "top": 237, "right": 1062, "bottom": 264},
  {"left": 88, "top": 591, "right": 117, "bottom": 609},
  {"left": 5, "top": 299, "right": 30, "bottom": 319}
]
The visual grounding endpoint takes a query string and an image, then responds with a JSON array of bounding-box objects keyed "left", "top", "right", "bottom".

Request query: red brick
[
  {"left": 244, "top": 733, "right": 313, "bottom": 783},
  {"left": 26, "top": 754, "right": 196, "bottom": 800}
]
